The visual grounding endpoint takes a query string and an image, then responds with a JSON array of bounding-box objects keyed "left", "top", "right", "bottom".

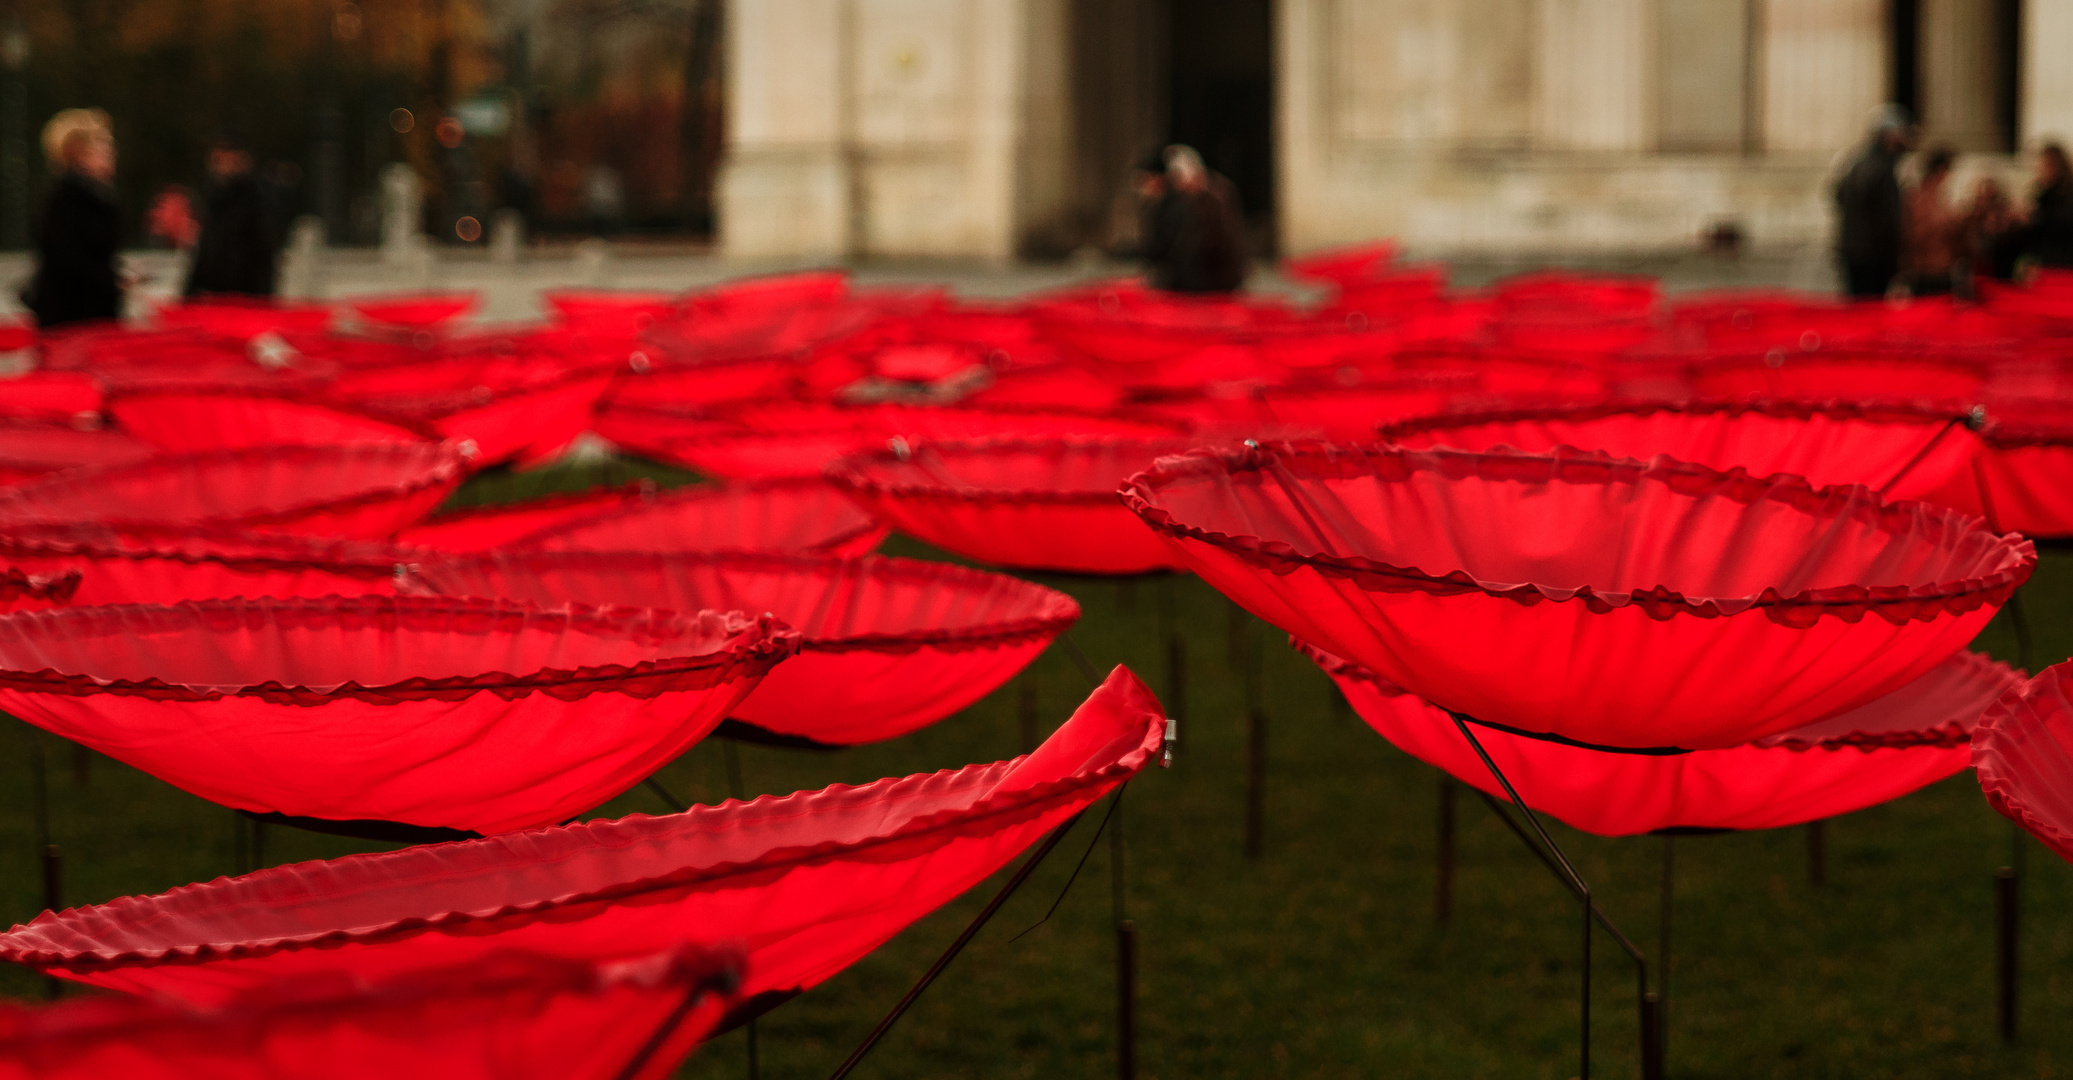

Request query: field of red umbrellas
[{"left": 3, "top": 251, "right": 2073, "bottom": 1076}]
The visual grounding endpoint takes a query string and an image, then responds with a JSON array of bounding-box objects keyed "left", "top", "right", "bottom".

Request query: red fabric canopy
[
  {"left": 602, "top": 354, "right": 799, "bottom": 412},
  {"left": 1383, "top": 400, "right": 1983, "bottom": 506},
  {"left": 1974, "top": 661, "right": 2073, "bottom": 864},
  {"left": 1282, "top": 241, "right": 1399, "bottom": 285},
  {"left": 1123, "top": 443, "right": 2032, "bottom": 749},
  {"left": 397, "top": 484, "right": 660, "bottom": 552},
  {"left": 1686, "top": 348, "right": 1987, "bottom": 404},
  {"left": 0, "top": 525, "right": 407, "bottom": 613},
  {"left": 324, "top": 355, "right": 619, "bottom": 467},
  {"left": 155, "top": 298, "right": 335, "bottom": 339},
  {"left": 0, "top": 373, "right": 101, "bottom": 424},
  {"left": 0, "top": 946, "right": 739, "bottom": 1080},
  {"left": 405, "top": 550, "right": 1079, "bottom": 745},
  {"left": 830, "top": 438, "right": 1198, "bottom": 575},
  {"left": 1920, "top": 402, "right": 2073, "bottom": 537},
  {"left": 1303, "top": 641, "right": 2017, "bottom": 834},
  {"left": 347, "top": 293, "right": 479, "bottom": 330},
  {"left": 0, "top": 423, "right": 155, "bottom": 487},
  {"left": 0, "top": 444, "right": 467, "bottom": 539},
  {"left": 0, "top": 597, "right": 798, "bottom": 832},
  {"left": 543, "top": 289, "right": 679, "bottom": 332},
  {"left": 518, "top": 479, "right": 888, "bottom": 558},
  {"left": 0, "top": 666, "right": 1165, "bottom": 1012},
  {"left": 109, "top": 390, "right": 438, "bottom": 453}
]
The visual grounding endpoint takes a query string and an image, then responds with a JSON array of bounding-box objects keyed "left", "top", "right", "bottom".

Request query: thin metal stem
[
  {"left": 1059, "top": 633, "right": 1103, "bottom": 689},
  {"left": 828, "top": 810, "right": 1088, "bottom": 1080},
  {"left": 1875, "top": 415, "right": 1964, "bottom": 497},
  {"left": 645, "top": 777, "right": 687, "bottom": 814}
]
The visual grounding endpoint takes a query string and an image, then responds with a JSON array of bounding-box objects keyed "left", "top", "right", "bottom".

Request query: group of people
[
  {"left": 1836, "top": 106, "right": 2073, "bottom": 299},
  {"left": 23, "top": 109, "right": 280, "bottom": 331}
]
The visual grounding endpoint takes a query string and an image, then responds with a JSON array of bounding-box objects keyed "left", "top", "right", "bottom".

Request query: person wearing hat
[
  {"left": 22, "top": 108, "right": 123, "bottom": 330},
  {"left": 1833, "top": 105, "right": 1914, "bottom": 299},
  {"left": 182, "top": 131, "right": 278, "bottom": 299}
]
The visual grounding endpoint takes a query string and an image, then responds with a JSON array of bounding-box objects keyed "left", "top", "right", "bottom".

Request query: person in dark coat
[
  {"left": 1138, "top": 145, "right": 1248, "bottom": 295},
  {"left": 23, "top": 109, "right": 123, "bottom": 330},
  {"left": 182, "top": 133, "right": 278, "bottom": 298},
  {"left": 2026, "top": 143, "right": 2073, "bottom": 271},
  {"left": 1834, "top": 107, "right": 1912, "bottom": 299}
]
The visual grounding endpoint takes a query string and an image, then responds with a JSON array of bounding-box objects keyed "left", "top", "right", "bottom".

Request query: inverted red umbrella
[
  {"left": 1920, "top": 401, "right": 2073, "bottom": 538},
  {"left": 0, "top": 666, "right": 1165, "bottom": 1013},
  {"left": 397, "top": 484, "right": 660, "bottom": 552},
  {"left": 324, "top": 354, "right": 620, "bottom": 467},
  {"left": 830, "top": 437, "right": 1198, "bottom": 575},
  {"left": 1976, "top": 662, "right": 2073, "bottom": 863},
  {"left": 0, "top": 596, "right": 798, "bottom": 833},
  {"left": 405, "top": 550, "right": 1080, "bottom": 745},
  {"left": 155, "top": 297, "right": 335, "bottom": 338},
  {"left": 1303, "top": 640, "right": 2019, "bottom": 835},
  {"left": 519, "top": 478, "right": 888, "bottom": 558},
  {"left": 1122, "top": 443, "right": 2032, "bottom": 750},
  {"left": 543, "top": 289, "right": 679, "bottom": 333},
  {"left": 1383, "top": 400, "right": 1984, "bottom": 506},
  {"left": 0, "top": 373, "right": 100, "bottom": 424},
  {"left": 0, "top": 525, "right": 407, "bottom": 613},
  {"left": 0, "top": 423, "right": 155, "bottom": 487},
  {"left": 347, "top": 292, "right": 479, "bottom": 331},
  {"left": 108, "top": 390, "right": 437, "bottom": 453},
  {"left": 602, "top": 352, "right": 800, "bottom": 412},
  {"left": 0, "top": 443, "right": 468, "bottom": 539},
  {"left": 1687, "top": 346, "right": 1987, "bottom": 404},
  {"left": 0, "top": 945, "right": 741, "bottom": 1080},
  {"left": 1282, "top": 241, "right": 1398, "bottom": 285}
]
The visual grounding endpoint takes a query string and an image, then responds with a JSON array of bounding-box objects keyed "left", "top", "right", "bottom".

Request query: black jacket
[
  {"left": 25, "top": 171, "right": 122, "bottom": 329},
  {"left": 2031, "top": 180, "right": 2073, "bottom": 269},
  {"left": 1141, "top": 177, "right": 1247, "bottom": 295},
  {"left": 183, "top": 173, "right": 277, "bottom": 298},
  {"left": 1834, "top": 143, "right": 1903, "bottom": 267}
]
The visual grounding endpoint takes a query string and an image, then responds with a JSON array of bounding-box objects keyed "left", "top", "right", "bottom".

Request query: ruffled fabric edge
[
  {"left": 105, "top": 388, "right": 446, "bottom": 442},
  {"left": 408, "top": 550, "right": 1082, "bottom": 655},
  {"left": 0, "top": 524, "right": 421, "bottom": 583},
  {"left": 828, "top": 436, "right": 1205, "bottom": 506},
  {"left": 0, "top": 567, "right": 82, "bottom": 604},
  {"left": 0, "top": 596, "right": 800, "bottom": 704},
  {"left": 1123, "top": 442, "right": 2035, "bottom": 627},
  {"left": 0, "top": 669, "right": 1164, "bottom": 969},
  {"left": 511, "top": 477, "right": 886, "bottom": 555},
  {"left": 1379, "top": 397, "right": 1978, "bottom": 441}
]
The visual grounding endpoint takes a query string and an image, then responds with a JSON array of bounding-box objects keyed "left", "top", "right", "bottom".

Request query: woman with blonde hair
[{"left": 22, "top": 108, "right": 123, "bottom": 329}]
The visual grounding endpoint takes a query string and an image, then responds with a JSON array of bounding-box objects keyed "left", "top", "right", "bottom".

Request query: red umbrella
[
  {"left": 155, "top": 298, "right": 336, "bottom": 338},
  {"left": 406, "top": 550, "right": 1079, "bottom": 745},
  {"left": 0, "top": 373, "right": 101, "bottom": 423},
  {"left": 602, "top": 352, "right": 800, "bottom": 412},
  {"left": 0, "top": 667, "right": 1165, "bottom": 1011},
  {"left": 1303, "top": 641, "right": 2019, "bottom": 834},
  {"left": 1920, "top": 401, "right": 2073, "bottom": 537},
  {"left": 347, "top": 292, "right": 479, "bottom": 331},
  {"left": 397, "top": 484, "right": 660, "bottom": 552},
  {"left": 830, "top": 437, "right": 1198, "bottom": 575},
  {"left": 109, "top": 390, "right": 438, "bottom": 453},
  {"left": 1122, "top": 443, "right": 2032, "bottom": 749},
  {"left": 1282, "top": 241, "right": 1399, "bottom": 285},
  {"left": 0, "top": 444, "right": 467, "bottom": 539},
  {"left": 0, "top": 945, "right": 740, "bottom": 1080},
  {"left": 519, "top": 478, "right": 888, "bottom": 558},
  {"left": 1975, "top": 662, "right": 2073, "bottom": 863},
  {"left": 1383, "top": 400, "right": 1983, "bottom": 506},
  {"left": 0, "top": 525, "right": 407, "bottom": 613},
  {"left": 0, "top": 423, "right": 155, "bottom": 487},
  {"left": 543, "top": 289, "right": 679, "bottom": 332},
  {"left": 1686, "top": 347, "right": 1987, "bottom": 404},
  {"left": 324, "top": 354, "right": 620, "bottom": 468},
  {"left": 0, "top": 597, "right": 799, "bottom": 832}
]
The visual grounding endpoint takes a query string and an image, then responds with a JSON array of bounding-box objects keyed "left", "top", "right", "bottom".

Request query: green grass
[{"left": 6, "top": 458, "right": 2073, "bottom": 1078}]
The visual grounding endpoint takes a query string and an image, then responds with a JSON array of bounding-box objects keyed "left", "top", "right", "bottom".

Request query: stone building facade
[{"left": 718, "top": 0, "right": 2057, "bottom": 261}]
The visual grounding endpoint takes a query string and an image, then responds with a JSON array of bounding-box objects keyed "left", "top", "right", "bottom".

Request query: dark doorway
[
  {"left": 1168, "top": 0, "right": 1276, "bottom": 255},
  {"left": 1890, "top": 0, "right": 1920, "bottom": 121}
]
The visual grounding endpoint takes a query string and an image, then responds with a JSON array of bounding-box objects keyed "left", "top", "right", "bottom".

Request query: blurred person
[
  {"left": 2027, "top": 142, "right": 2073, "bottom": 271},
  {"left": 1833, "top": 105, "right": 1912, "bottom": 298},
  {"left": 183, "top": 131, "right": 278, "bottom": 298},
  {"left": 1140, "top": 145, "right": 1247, "bottom": 295},
  {"left": 1901, "top": 147, "right": 1959, "bottom": 296},
  {"left": 1960, "top": 176, "right": 2024, "bottom": 287},
  {"left": 22, "top": 108, "right": 123, "bottom": 330}
]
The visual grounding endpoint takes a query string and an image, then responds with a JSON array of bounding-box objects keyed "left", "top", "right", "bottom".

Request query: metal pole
[
  {"left": 1435, "top": 774, "right": 1456, "bottom": 923},
  {"left": 1159, "top": 577, "right": 1186, "bottom": 743},
  {"left": 1019, "top": 680, "right": 1040, "bottom": 755},
  {"left": 41, "top": 844, "right": 61, "bottom": 1000},
  {"left": 1660, "top": 833, "right": 1673, "bottom": 1067},
  {"left": 1245, "top": 705, "right": 1267, "bottom": 860},
  {"left": 1807, "top": 819, "right": 1826, "bottom": 887},
  {"left": 1998, "top": 865, "right": 2019, "bottom": 1040},
  {"left": 1581, "top": 886, "right": 1592, "bottom": 1080},
  {"left": 829, "top": 811, "right": 1089, "bottom": 1080},
  {"left": 1117, "top": 919, "right": 1138, "bottom": 1080}
]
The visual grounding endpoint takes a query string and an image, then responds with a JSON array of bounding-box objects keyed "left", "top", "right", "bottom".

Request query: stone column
[
  {"left": 1756, "top": 0, "right": 1886, "bottom": 154},
  {"left": 718, "top": 0, "right": 851, "bottom": 260},
  {"left": 1919, "top": 0, "right": 2006, "bottom": 151},
  {"left": 2024, "top": 0, "right": 2073, "bottom": 146},
  {"left": 1534, "top": 0, "right": 1654, "bottom": 152}
]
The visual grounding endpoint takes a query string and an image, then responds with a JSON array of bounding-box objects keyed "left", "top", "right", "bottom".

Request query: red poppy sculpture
[
  {"left": 0, "top": 525, "right": 408, "bottom": 613},
  {"left": 518, "top": 478, "right": 888, "bottom": 558},
  {"left": 406, "top": 550, "right": 1079, "bottom": 745},
  {"left": 0, "top": 597, "right": 799, "bottom": 833},
  {"left": 109, "top": 390, "right": 437, "bottom": 453},
  {"left": 0, "top": 424, "right": 156, "bottom": 487},
  {"left": 1303, "top": 641, "right": 2019, "bottom": 834},
  {"left": 0, "top": 946, "right": 740, "bottom": 1080},
  {"left": 1122, "top": 443, "right": 2032, "bottom": 750},
  {"left": 830, "top": 437, "right": 1199, "bottom": 575},
  {"left": 0, "top": 668, "right": 1166, "bottom": 1013},
  {"left": 1974, "top": 662, "right": 2073, "bottom": 863}
]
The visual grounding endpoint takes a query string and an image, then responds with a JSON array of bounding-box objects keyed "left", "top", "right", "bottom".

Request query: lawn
[{"left": 4, "top": 455, "right": 2072, "bottom": 1079}]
